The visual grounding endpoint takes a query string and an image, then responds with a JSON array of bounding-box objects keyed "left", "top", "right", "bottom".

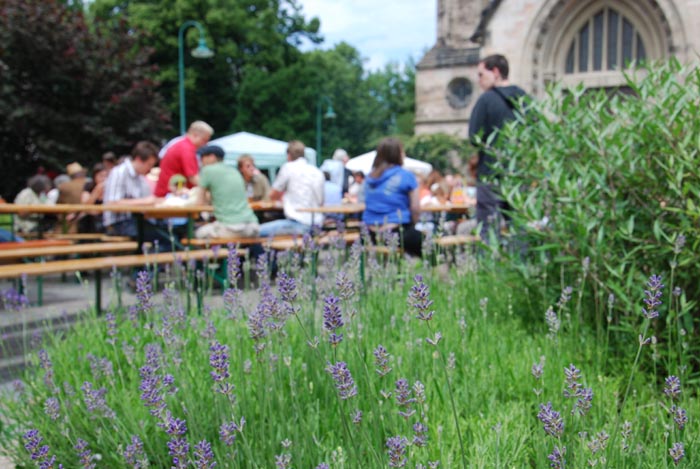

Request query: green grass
[{"left": 0, "top": 246, "right": 695, "bottom": 468}]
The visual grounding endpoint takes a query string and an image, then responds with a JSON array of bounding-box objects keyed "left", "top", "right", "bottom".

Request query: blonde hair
[
  {"left": 188, "top": 120, "right": 214, "bottom": 137},
  {"left": 287, "top": 140, "right": 306, "bottom": 160},
  {"left": 237, "top": 154, "right": 254, "bottom": 170}
]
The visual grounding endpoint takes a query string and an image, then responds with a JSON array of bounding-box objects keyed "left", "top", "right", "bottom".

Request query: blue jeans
[
  {"left": 107, "top": 218, "right": 174, "bottom": 253},
  {"left": 258, "top": 218, "right": 312, "bottom": 238}
]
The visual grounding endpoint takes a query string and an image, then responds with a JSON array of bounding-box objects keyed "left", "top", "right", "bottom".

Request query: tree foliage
[
  {"left": 0, "top": 0, "right": 170, "bottom": 199},
  {"left": 88, "top": 0, "right": 322, "bottom": 135}
]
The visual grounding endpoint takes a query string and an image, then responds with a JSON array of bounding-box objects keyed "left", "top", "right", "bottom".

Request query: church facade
[{"left": 415, "top": 0, "right": 700, "bottom": 135}]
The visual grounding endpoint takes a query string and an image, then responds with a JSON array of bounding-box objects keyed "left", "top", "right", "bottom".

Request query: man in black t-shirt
[{"left": 469, "top": 54, "right": 527, "bottom": 242}]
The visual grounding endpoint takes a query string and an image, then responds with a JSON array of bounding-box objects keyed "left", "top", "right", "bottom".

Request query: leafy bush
[
  {"left": 405, "top": 133, "right": 473, "bottom": 175},
  {"left": 496, "top": 60, "right": 699, "bottom": 331}
]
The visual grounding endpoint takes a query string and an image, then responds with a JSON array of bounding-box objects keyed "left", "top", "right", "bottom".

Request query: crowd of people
[{"left": 4, "top": 53, "right": 525, "bottom": 257}]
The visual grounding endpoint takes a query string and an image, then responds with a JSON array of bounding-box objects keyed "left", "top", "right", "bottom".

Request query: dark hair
[
  {"left": 28, "top": 175, "right": 51, "bottom": 194},
  {"left": 287, "top": 140, "right": 305, "bottom": 160},
  {"left": 480, "top": 54, "right": 509, "bottom": 79},
  {"left": 370, "top": 137, "right": 404, "bottom": 178},
  {"left": 102, "top": 151, "right": 117, "bottom": 163},
  {"left": 92, "top": 162, "right": 106, "bottom": 175},
  {"left": 131, "top": 141, "right": 159, "bottom": 161}
]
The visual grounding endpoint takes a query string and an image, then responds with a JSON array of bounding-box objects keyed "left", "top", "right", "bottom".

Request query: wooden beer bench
[{"left": 0, "top": 248, "right": 237, "bottom": 314}]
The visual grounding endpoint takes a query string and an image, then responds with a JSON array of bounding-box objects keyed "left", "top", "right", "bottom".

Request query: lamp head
[
  {"left": 324, "top": 104, "right": 337, "bottom": 120},
  {"left": 191, "top": 38, "right": 214, "bottom": 58}
]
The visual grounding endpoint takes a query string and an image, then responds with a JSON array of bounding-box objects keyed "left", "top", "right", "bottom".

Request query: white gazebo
[
  {"left": 208, "top": 131, "right": 317, "bottom": 180},
  {"left": 346, "top": 150, "right": 432, "bottom": 176}
]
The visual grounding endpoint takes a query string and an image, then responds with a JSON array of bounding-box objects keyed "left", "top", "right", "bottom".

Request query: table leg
[
  {"left": 135, "top": 214, "right": 145, "bottom": 253},
  {"left": 186, "top": 216, "right": 194, "bottom": 251}
]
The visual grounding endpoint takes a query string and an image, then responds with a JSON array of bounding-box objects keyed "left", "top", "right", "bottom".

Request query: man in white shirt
[{"left": 258, "top": 140, "right": 324, "bottom": 237}]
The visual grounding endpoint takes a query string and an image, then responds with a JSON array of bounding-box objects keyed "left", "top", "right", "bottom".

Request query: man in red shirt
[{"left": 154, "top": 120, "right": 213, "bottom": 197}]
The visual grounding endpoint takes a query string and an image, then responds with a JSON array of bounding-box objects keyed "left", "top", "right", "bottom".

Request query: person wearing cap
[
  {"left": 193, "top": 145, "right": 260, "bottom": 238},
  {"left": 154, "top": 120, "right": 213, "bottom": 197},
  {"left": 58, "top": 162, "right": 88, "bottom": 205}
]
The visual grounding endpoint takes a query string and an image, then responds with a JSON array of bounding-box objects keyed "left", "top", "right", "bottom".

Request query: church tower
[
  {"left": 415, "top": 0, "right": 487, "bottom": 135},
  {"left": 416, "top": 0, "right": 696, "bottom": 136}
]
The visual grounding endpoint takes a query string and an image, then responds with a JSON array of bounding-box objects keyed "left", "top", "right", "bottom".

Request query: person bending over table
[
  {"left": 102, "top": 141, "right": 172, "bottom": 252},
  {"left": 258, "top": 140, "right": 325, "bottom": 237},
  {"left": 194, "top": 145, "right": 259, "bottom": 238},
  {"left": 363, "top": 137, "right": 422, "bottom": 257}
]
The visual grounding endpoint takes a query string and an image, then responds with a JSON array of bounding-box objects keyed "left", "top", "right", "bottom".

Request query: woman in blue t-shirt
[{"left": 363, "top": 138, "right": 422, "bottom": 257}]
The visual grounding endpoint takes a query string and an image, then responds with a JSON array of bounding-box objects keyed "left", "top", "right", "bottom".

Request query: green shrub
[
  {"left": 495, "top": 60, "right": 699, "bottom": 332},
  {"left": 405, "top": 133, "right": 474, "bottom": 174}
]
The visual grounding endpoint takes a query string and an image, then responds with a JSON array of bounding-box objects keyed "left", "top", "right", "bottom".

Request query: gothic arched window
[{"left": 564, "top": 7, "right": 647, "bottom": 74}]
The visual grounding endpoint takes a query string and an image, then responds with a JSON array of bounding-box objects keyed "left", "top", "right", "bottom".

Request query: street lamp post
[
  {"left": 315, "top": 95, "right": 336, "bottom": 162},
  {"left": 178, "top": 20, "right": 214, "bottom": 135}
]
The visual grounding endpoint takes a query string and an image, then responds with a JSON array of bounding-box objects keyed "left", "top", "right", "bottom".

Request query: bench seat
[
  {"left": 181, "top": 235, "right": 297, "bottom": 247},
  {"left": 0, "top": 248, "right": 239, "bottom": 313},
  {"left": 0, "top": 239, "right": 73, "bottom": 250},
  {"left": 0, "top": 241, "right": 142, "bottom": 262}
]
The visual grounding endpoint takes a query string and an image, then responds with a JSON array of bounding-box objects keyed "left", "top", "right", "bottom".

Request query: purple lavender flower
[
  {"left": 1, "top": 287, "right": 29, "bottom": 311},
  {"left": 395, "top": 378, "right": 415, "bottom": 419},
  {"left": 74, "top": 439, "right": 95, "bottom": 469},
  {"left": 352, "top": 409, "right": 363, "bottom": 424},
  {"left": 335, "top": 270, "right": 355, "bottom": 300},
  {"left": 413, "top": 421, "right": 429, "bottom": 447},
  {"left": 642, "top": 274, "right": 663, "bottom": 319},
  {"left": 386, "top": 435, "right": 408, "bottom": 468},
  {"left": 545, "top": 307, "right": 559, "bottom": 338},
  {"left": 669, "top": 442, "right": 685, "bottom": 465},
  {"left": 573, "top": 387, "right": 593, "bottom": 416},
  {"left": 167, "top": 437, "right": 190, "bottom": 469},
  {"left": 81, "top": 381, "right": 115, "bottom": 419},
  {"left": 664, "top": 375, "right": 681, "bottom": 400},
  {"left": 413, "top": 381, "right": 426, "bottom": 404},
  {"left": 22, "top": 429, "right": 60, "bottom": 467},
  {"left": 409, "top": 274, "right": 435, "bottom": 321},
  {"left": 12, "top": 379, "right": 25, "bottom": 395},
  {"left": 135, "top": 270, "right": 153, "bottom": 314},
  {"left": 373, "top": 345, "right": 392, "bottom": 377},
  {"left": 105, "top": 313, "right": 117, "bottom": 344},
  {"left": 226, "top": 244, "right": 240, "bottom": 285},
  {"left": 275, "top": 453, "right": 291, "bottom": 469},
  {"left": 209, "top": 341, "right": 230, "bottom": 383},
  {"left": 563, "top": 364, "right": 581, "bottom": 398},
  {"left": 326, "top": 361, "right": 357, "bottom": 400},
  {"left": 277, "top": 272, "right": 298, "bottom": 303},
  {"left": 532, "top": 358, "right": 545, "bottom": 380},
  {"left": 671, "top": 405, "right": 688, "bottom": 430},
  {"left": 557, "top": 286, "right": 573, "bottom": 308},
  {"left": 219, "top": 418, "right": 245, "bottom": 446},
  {"left": 537, "top": 402, "right": 564, "bottom": 438},
  {"left": 674, "top": 234, "right": 686, "bottom": 254},
  {"left": 163, "top": 413, "right": 189, "bottom": 469},
  {"left": 547, "top": 445, "right": 566, "bottom": 469},
  {"left": 587, "top": 431, "right": 609, "bottom": 454},
  {"left": 323, "top": 295, "right": 344, "bottom": 346},
  {"left": 193, "top": 440, "right": 216, "bottom": 468},
  {"left": 315, "top": 464, "right": 330, "bottom": 469},
  {"left": 44, "top": 397, "right": 60, "bottom": 421},
  {"left": 123, "top": 435, "right": 148, "bottom": 468}
]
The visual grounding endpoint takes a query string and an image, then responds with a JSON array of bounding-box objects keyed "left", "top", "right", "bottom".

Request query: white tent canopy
[
  {"left": 346, "top": 150, "right": 432, "bottom": 176},
  {"left": 208, "top": 131, "right": 317, "bottom": 179}
]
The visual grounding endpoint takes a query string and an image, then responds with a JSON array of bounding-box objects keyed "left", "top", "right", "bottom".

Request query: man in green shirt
[{"left": 194, "top": 146, "right": 260, "bottom": 238}]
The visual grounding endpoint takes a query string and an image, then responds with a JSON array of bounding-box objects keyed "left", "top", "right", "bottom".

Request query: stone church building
[{"left": 415, "top": 0, "right": 700, "bottom": 135}]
